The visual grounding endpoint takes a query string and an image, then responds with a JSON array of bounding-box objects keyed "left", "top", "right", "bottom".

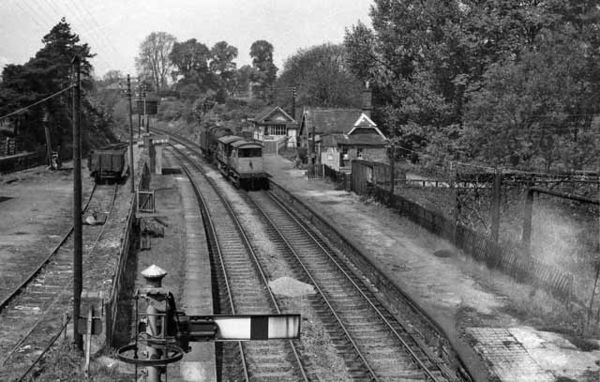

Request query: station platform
[{"left": 262, "top": 155, "right": 600, "bottom": 382}]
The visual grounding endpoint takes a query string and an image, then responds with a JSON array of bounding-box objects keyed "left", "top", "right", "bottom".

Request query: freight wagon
[
  {"left": 199, "top": 125, "right": 233, "bottom": 161},
  {"left": 88, "top": 143, "right": 129, "bottom": 183}
]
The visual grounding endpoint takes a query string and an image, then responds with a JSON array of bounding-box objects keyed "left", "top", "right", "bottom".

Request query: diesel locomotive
[{"left": 199, "top": 126, "right": 268, "bottom": 190}]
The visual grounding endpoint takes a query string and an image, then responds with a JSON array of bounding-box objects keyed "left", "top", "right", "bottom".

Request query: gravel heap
[{"left": 269, "top": 277, "right": 315, "bottom": 297}]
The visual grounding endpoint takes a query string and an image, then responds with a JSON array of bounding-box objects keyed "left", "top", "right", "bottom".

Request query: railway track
[
  {"left": 0, "top": 184, "right": 119, "bottom": 381},
  {"left": 247, "top": 190, "right": 460, "bottom": 381},
  {"left": 168, "top": 146, "right": 308, "bottom": 381},
  {"left": 167, "top": 138, "right": 466, "bottom": 381}
]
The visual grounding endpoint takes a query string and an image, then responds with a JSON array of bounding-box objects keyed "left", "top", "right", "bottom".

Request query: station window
[
  {"left": 269, "top": 125, "right": 287, "bottom": 135},
  {"left": 357, "top": 147, "right": 364, "bottom": 159}
]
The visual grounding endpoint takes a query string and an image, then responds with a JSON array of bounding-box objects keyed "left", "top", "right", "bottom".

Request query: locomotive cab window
[{"left": 239, "top": 148, "right": 262, "bottom": 157}]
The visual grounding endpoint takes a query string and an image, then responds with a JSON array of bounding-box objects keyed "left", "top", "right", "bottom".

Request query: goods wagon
[
  {"left": 199, "top": 125, "right": 233, "bottom": 161},
  {"left": 88, "top": 143, "right": 129, "bottom": 183}
]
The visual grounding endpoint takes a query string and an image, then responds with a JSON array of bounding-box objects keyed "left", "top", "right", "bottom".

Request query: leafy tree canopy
[
  {"left": 344, "top": 0, "right": 600, "bottom": 170},
  {"left": 136, "top": 31, "right": 176, "bottom": 93},
  {"left": 0, "top": 18, "right": 94, "bottom": 149},
  {"left": 276, "top": 43, "right": 362, "bottom": 109},
  {"left": 249, "top": 40, "right": 277, "bottom": 100},
  {"left": 209, "top": 41, "right": 238, "bottom": 100}
]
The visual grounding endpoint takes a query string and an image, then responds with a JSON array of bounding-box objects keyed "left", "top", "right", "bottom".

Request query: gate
[
  {"left": 351, "top": 160, "right": 373, "bottom": 194},
  {"left": 137, "top": 190, "right": 155, "bottom": 213},
  {"left": 263, "top": 140, "right": 278, "bottom": 155}
]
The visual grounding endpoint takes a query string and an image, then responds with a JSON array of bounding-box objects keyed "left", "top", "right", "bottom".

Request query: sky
[{"left": 0, "top": 0, "right": 372, "bottom": 78}]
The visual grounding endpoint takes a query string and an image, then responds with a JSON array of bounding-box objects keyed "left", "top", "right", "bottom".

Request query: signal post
[{"left": 117, "top": 265, "right": 301, "bottom": 382}]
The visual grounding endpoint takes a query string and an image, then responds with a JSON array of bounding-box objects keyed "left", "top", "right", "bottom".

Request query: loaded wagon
[
  {"left": 88, "top": 143, "right": 129, "bottom": 183},
  {"left": 199, "top": 125, "right": 233, "bottom": 160}
]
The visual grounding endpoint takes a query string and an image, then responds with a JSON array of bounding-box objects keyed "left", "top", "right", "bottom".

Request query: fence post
[
  {"left": 451, "top": 162, "right": 460, "bottom": 246},
  {"left": 490, "top": 169, "right": 502, "bottom": 242},
  {"left": 389, "top": 144, "right": 395, "bottom": 196},
  {"left": 521, "top": 187, "right": 534, "bottom": 255}
]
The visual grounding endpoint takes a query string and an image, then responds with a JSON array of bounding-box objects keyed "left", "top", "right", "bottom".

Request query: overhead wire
[
  {"left": 59, "top": 0, "right": 115, "bottom": 72},
  {"left": 16, "top": 0, "right": 113, "bottom": 77},
  {"left": 64, "top": 0, "right": 128, "bottom": 74},
  {"left": 32, "top": 0, "right": 114, "bottom": 75},
  {"left": 76, "top": 1, "right": 123, "bottom": 58},
  {"left": 0, "top": 85, "right": 74, "bottom": 122},
  {"left": 16, "top": 0, "right": 48, "bottom": 30}
]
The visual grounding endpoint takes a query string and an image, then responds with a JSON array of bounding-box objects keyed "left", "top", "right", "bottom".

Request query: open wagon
[{"left": 88, "top": 143, "right": 129, "bottom": 183}]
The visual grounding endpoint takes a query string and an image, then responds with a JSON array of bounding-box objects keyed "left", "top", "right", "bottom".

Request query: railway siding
[{"left": 0, "top": 150, "right": 144, "bottom": 379}]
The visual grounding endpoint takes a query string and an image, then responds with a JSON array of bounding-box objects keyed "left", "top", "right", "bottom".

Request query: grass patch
[
  {"left": 26, "top": 342, "right": 131, "bottom": 381},
  {"left": 499, "top": 286, "right": 581, "bottom": 330},
  {"left": 566, "top": 335, "right": 600, "bottom": 352}
]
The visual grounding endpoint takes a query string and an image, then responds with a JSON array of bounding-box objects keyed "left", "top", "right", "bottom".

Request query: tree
[
  {"left": 136, "top": 32, "right": 176, "bottom": 93},
  {"left": 344, "top": 0, "right": 600, "bottom": 170},
  {"left": 169, "top": 39, "right": 214, "bottom": 98},
  {"left": 101, "top": 70, "right": 123, "bottom": 84},
  {"left": 234, "top": 64, "right": 255, "bottom": 96},
  {"left": 249, "top": 40, "right": 277, "bottom": 101},
  {"left": 209, "top": 41, "right": 238, "bottom": 100},
  {"left": 276, "top": 43, "right": 362, "bottom": 108},
  {"left": 0, "top": 18, "right": 94, "bottom": 149},
  {"left": 464, "top": 29, "right": 600, "bottom": 170},
  {"left": 170, "top": 39, "right": 210, "bottom": 79}
]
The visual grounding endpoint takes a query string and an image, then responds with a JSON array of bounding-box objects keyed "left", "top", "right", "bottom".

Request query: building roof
[
  {"left": 301, "top": 108, "right": 364, "bottom": 135},
  {"left": 321, "top": 133, "right": 387, "bottom": 147},
  {"left": 218, "top": 135, "right": 244, "bottom": 145},
  {"left": 253, "top": 106, "right": 297, "bottom": 125},
  {"left": 231, "top": 139, "right": 262, "bottom": 149}
]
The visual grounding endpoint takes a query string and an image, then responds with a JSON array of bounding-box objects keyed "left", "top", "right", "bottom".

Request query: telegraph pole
[
  {"left": 291, "top": 87, "right": 296, "bottom": 119},
  {"left": 127, "top": 75, "right": 135, "bottom": 193},
  {"left": 143, "top": 88, "right": 148, "bottom": 133},
  {"left": 42, "top": 109, "right": 52, "bottom": 167},
  {"left": 490, "top": 168, "right": 502, "bottom": 243},
  {"left": 72, "top": 56, "right": 83, "bottom": 351},
  {"left": 137, "top": 77, "right": 142, "bottom": 137}
]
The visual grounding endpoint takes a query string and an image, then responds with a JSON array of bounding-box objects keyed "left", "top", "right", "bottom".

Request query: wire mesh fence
[{"left": 349, "top": 160, "right": 600, "bottom": 307}]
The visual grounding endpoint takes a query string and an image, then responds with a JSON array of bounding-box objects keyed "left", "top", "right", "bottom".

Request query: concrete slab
[{"left": 467, "top": 327, "right": 555, "bottom": 382}]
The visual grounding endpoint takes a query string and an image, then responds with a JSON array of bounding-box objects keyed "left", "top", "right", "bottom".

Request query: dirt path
[{"left": 0, "top": 164, "right": 93, "bottom": 297}]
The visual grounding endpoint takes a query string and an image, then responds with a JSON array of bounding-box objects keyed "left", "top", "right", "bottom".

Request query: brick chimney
[{"left": 361, "top": 81, "right": 372, "bottom": 118}]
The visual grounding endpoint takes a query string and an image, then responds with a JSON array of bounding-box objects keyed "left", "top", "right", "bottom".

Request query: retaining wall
[
  {"left": 0, "top": 150, "right": 46, "bottom": 174},
  {"left": 105, "top": 161, "right": 150, "bottom": 347}
]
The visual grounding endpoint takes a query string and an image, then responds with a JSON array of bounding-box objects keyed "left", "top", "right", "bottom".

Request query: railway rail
[
  {"left": 247, "top": 190, "right": 460, "bottom": 381},
  {"left": 168, "top": 145, "right": 308, "bottom": 381},
  {"left": 165, "top": 135, "right": 467, "bottom": 381},
  {"left": 0, "top": 184, "right": 119, "bottom": 381}
]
